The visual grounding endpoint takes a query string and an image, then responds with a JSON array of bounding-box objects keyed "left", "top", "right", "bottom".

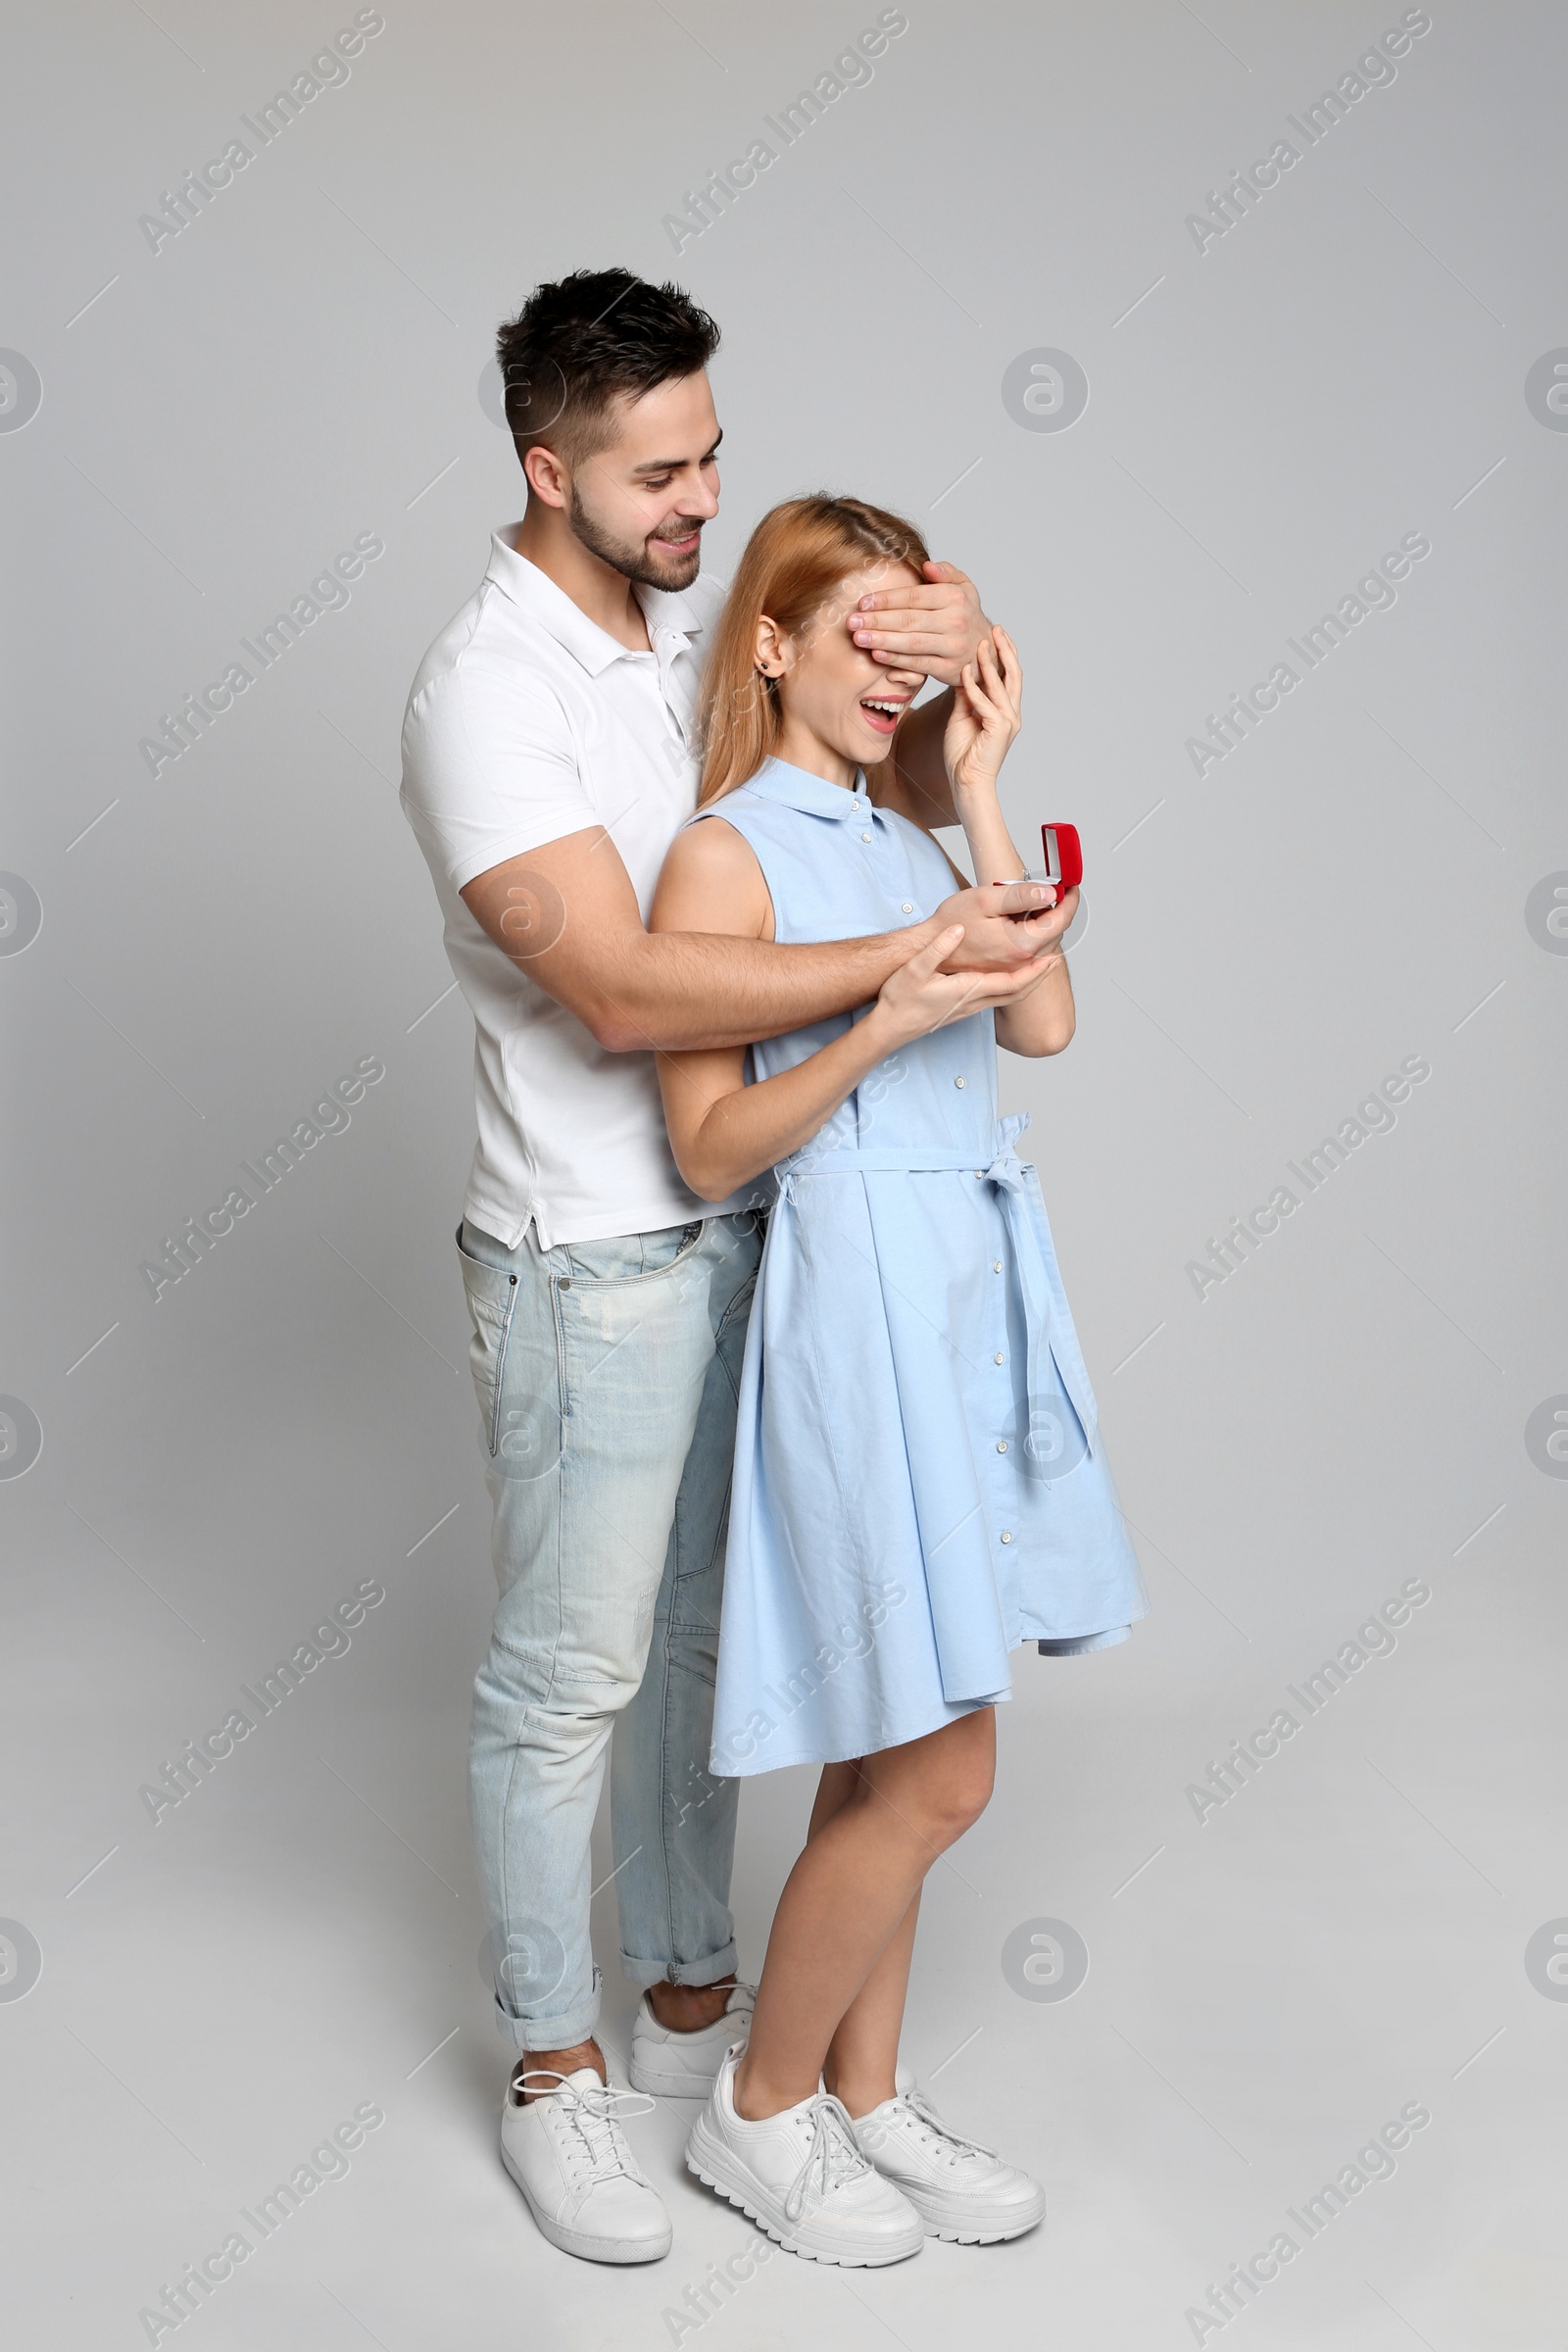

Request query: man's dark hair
[{"left": 496, "top": 269, "right": 719, "bottom": 470}]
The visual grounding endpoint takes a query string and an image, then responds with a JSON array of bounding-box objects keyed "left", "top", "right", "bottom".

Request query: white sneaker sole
[
  {"left": 896, "top": 2179, "right": 1047, "bottom": 2245},
  {"left": 685, "top": 2113, "right": 923, "bottom": 2267},
  {"left": 501, "top": 2142, "right": 672, "bottom": 2264}
]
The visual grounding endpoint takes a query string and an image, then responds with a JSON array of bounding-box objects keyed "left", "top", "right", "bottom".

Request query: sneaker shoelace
[
  {"left": 783, "top": 2094, "right": 873, "bottom": 2224},
  {"left": 518, "top": 2073, "right": 655, "bottom": 2185},
  {"left": 887, "top": 2084, "right": 999, "bottom": 2170}
]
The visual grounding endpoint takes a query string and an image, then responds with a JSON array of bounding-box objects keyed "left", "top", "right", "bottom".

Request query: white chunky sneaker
[
  {"left": 686, "top": 2045, "right": 924, "bottom": 2266},
  {"left": 500, "top": 2066, "right": 672, "bottom": 2264},
  {"left": 629, "top": 1982, "right": 757, "bottom": 2098},
  {"left": 852, "top": 2073, "right": 1046, "bottom": 2244}
]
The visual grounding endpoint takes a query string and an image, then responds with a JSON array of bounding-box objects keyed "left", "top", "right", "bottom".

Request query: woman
[{"left": 649, "top": 496, "right": 1148, "bottom": 2265}]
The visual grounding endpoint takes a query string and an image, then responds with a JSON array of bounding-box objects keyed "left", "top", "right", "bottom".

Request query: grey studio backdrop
[{"left": 2, "top": 3, "right": 1563, "bottom": 2347}]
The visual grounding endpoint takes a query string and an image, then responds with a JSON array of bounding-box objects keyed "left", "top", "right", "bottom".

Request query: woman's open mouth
[{"left": 858, "top": 697, "right": 906, "bottom": 735}]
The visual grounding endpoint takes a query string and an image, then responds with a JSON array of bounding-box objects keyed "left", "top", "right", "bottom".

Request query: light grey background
[{"left": 2, "top": 4, "right": 1564, "bottom": 2346}]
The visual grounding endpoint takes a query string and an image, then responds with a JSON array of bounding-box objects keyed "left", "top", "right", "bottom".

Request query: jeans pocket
[
  {"left": 561, "top": 1220, "right": 704, "bottom": 1289},
  {"left": 456, "top": 1226, "right": 520, "bottom": 1456}
]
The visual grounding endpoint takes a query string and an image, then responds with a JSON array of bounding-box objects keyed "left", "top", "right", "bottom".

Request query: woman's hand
[
  {"left": 943, "top": 626, "right": 1022, "bottom": 803},
  {"left": 866, "top": 922, "right": 1052, "bottom": 1051}
]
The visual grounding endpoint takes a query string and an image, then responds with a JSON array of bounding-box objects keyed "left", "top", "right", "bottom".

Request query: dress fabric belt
[{"left": 775, "top": 1110, "right": 1098, "bottom": 1456}]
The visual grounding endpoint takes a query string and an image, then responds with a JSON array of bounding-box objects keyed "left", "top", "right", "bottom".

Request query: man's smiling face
[{"left": 565, "top": 369, "right": 721, "bottom": 591}]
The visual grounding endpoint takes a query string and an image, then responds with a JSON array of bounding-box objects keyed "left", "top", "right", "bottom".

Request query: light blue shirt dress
[{"left": 699, "top": 758, "right": 1150, "bottom": 1779}]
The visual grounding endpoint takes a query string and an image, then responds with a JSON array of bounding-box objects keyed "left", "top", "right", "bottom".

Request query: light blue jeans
[{"left": 457, "top": 1210, "right": 761, "bottom": 2052}]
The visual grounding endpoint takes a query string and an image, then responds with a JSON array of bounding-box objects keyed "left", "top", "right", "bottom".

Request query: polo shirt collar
[
  {"left": 485, "top": 524, "right": 709, "bottom": 678},
  {"left": 640, "top": 580, "right": 707, "bottom": 642},
  {"left": 749, "top": 756, "right": 876, "bottom": 819}
]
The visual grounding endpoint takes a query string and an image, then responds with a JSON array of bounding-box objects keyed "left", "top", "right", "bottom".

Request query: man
[{"left": 398, "top": 268, "right": 1063, "bottom": 2265}]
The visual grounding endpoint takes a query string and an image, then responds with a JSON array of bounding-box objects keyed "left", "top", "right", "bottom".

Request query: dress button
[
  {"left": 954, "top": 1076, "right": 965, "bottom": 1090},
  {"left": 861, "top": 830, "right": 873, "bottom": 842},
  {"left": 994, "top": 1351, "right": 1004, "bottom": 1364},
  {"left": 901, "top": 901, "right": 913, "bottom": 914},
  {"left": 992, "top": 1260, "right": 1004, "bottom": 1273},
  {"left": 1000, "top": 1531, "right": 1013, "bottom": 1544},
  {"left": 997, "top": 1440, "right": 1008, "bottom": 1453}
]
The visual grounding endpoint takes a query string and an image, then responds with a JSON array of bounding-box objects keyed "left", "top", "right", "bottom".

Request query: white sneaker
[
  {"left": 686, "top": 2045, "right": 924, "bottom": 2266},
  {"left": 629, "top": 1982, "right": 756, "bottom": 2098},
  {"left": 852, "top": 2072, "right": 1046, "bottom": 2243},
  {"left": 500, "top": 2066, "right": 672, "bottom": 2264}
]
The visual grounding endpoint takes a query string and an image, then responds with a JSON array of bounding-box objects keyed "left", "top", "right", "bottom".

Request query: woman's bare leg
[
  {"left": 804, "top": 1764, "right": 921, "bottom": 2118},
  {"left": 806, "top": 1758, "right": 859, "bottom": 1840},
  {"left": 820, "top": 1891, "right": 919, "bottom": 2116},
  {"left": 732, "top": 1708, "right": 995, "bottom": 2121}
]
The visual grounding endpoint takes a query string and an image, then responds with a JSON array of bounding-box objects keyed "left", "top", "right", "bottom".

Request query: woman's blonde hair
[{"left": 697, "top": 494, "right": 930, "bottom": 804}]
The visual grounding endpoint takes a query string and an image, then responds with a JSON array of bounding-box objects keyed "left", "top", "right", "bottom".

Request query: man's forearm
[
  {"left": 590, "top": 926, "right": 919, "bottom": 1053},
  {"left": 888, "top": 692, "right": 958, "bottom": 828}
]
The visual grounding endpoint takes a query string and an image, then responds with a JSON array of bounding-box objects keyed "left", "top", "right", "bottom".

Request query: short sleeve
[{"left": 400, "top": 660, "right": 595, "bottom": 895}]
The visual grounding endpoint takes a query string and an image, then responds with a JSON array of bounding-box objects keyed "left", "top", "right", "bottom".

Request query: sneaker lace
[
  {"left": 896, "top": 2083, "right": 998, "bottom": 2168},
  {"left": 784, "top": 2094, "right": 872, "bottom": 2224},
  {"left": 519, "top": 2073, "right": 655, "bottom": 2184}
]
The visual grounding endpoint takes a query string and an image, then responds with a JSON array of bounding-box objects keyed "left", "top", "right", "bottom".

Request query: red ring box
[{"left": 1041, "top": 822, "right": 1082, "bottom": 893}]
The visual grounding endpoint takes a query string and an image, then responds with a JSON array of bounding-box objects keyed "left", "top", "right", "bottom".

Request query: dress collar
[{"left": 744, "top": 756, "right": 879, "bottom": 820}]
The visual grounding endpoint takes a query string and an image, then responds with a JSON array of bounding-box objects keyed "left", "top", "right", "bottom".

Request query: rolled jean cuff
[
  {"left": 490, "top": 1968, "right": 602, "bottom": 2055},
  {"left": 618, "top": 1936, "right": 739, "bottom": 1989}
]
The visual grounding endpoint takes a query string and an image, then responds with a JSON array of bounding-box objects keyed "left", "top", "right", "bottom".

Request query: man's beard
[{"left": 567, "top": 486, "right": 703, "bottom": 591}]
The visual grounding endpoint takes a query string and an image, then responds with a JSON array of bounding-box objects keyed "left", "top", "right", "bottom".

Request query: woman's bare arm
[
  {"left": 934, "top": 631, "right": 1076, "bottom": 1059},
  {"left": 650, "top": 818, "right": 996, "bottom": 1200}
]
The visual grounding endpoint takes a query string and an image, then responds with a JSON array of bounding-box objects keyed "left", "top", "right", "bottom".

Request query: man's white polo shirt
[{"left": 399, "top": 523, "right": 740, "bottom": 1249}]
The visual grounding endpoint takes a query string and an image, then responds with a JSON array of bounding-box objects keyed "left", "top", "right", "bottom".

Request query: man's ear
[
  {"left": 521, "top": 442, "right": 569, "bottom": 509},
  {"left": 754, "top": 614, "right": 787, "bottom": 677}
]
